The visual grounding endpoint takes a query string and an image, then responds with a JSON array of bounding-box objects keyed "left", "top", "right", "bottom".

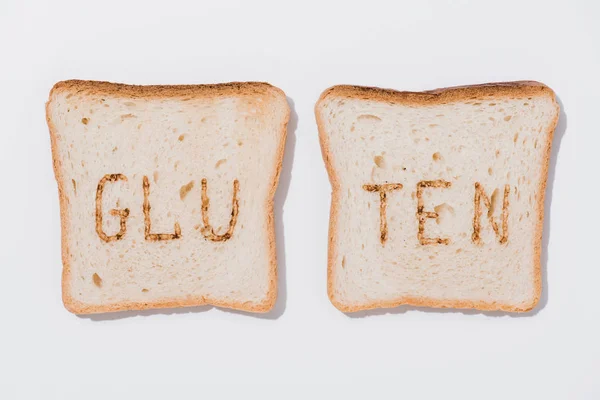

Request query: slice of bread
[
  {"left": 316, "top": 82, "right": 559, "bottom": 313},
  {"left": 47, "top": 80, "right": 289, "bottom": 314}
]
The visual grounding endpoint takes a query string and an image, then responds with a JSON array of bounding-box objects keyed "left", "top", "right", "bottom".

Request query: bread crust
[
  {"left": 47, "top": 80, "right": 289, "bottom": 314},
  {"left": 315, "top": 81, "right": 559, "bottom": 313},
  {"left": 49, "top": 79, "right": 284, "bottom": 99}
]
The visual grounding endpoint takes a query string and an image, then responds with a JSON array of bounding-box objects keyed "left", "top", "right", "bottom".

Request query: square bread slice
[
  {"left": 47, "top": 80, "right": 289, "bottom": 314},
  {"left": 316, "top": 82, "right": 559, "bottom": 313}
]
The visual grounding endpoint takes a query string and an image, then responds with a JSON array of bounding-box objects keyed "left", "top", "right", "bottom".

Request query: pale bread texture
[
  {"left": 47, "top": 80, "right": 289, "bottom": 314},
  {"left": 316, "top": 82, "right": 559, "bottom": 313}
]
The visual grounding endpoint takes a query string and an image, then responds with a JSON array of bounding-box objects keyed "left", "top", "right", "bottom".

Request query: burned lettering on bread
[
  {"left": 200, "top": 178, "right": 240, "bottom": 242},
  {"left": 361, "top": 179, "right": 515, "bottom": 246},
  {"left": 416, "top": 180, "right": 452, "bottom": 245},
  {"left": 472, "top": 182, "right": 510, "bottom": 244},
  {"left": 95, "top": 173, "right": 130, "bottom": 242},
  {"left": 143, "top": 175, "right": 182, "bottom": 241},
  {"left": 94, "top": 174, "right": 242, "bottom": 242},
  {"left": 363, "top": 183, "right": 403, "bottom": 245}
]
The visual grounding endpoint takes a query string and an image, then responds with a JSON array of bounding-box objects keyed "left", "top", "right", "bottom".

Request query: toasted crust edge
[
  {"left": 49, "top": 79, "right": 285, "bottom": 99},
  {"left": 47, "top": 80, "right": 290, "bottom": 315},
  {"left": 315, "top": 81, "right": 559, "bottom": 313},
  {"left": 317, "top": 81, "right": 553, "bottom": 106}
]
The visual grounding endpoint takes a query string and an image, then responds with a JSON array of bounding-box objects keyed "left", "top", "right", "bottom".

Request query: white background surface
[{"left": 0, "top": 0, "right": 594, "bottom": 398}]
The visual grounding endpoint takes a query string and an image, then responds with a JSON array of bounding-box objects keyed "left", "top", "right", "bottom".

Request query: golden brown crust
[
  {"left": 533, "top": 93, "right": 560, "bottom": 312},
  {"left": 49, "top": 79, "right": 284, "bottom": 100},
  {"left": 62, "top": 294, "right": 275, "bottom": 314},
  {"left": 315, "top": 81, "right": 559, "bottom": 313},
  {"left": 329, "top": 295, "right": 540, "bottom": 313},
  {"left": 317, "top": 80, "right": 553, "bottom": 106},
  {"left": 47, "top": 80, "right": 289, "bottom": 315}
]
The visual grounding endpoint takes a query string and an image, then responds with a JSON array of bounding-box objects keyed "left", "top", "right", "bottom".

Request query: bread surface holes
[
  {"left": 92, "top": 273, "right": 102, "bottom": 287},
  {"left": 180, "top": 180, "right": 195, "bottom": 200},
  {"left": 489, "top": 188, "right": 501, "bottom": 217},
  {"left": 434, "top": 203, "right": 455, "bottom": 224},
  {"left": 357, "top": 114, "right": 381, "bottom": 121},
  {"left": 121, "top": 114, "right": 136, "bottom": 121}
]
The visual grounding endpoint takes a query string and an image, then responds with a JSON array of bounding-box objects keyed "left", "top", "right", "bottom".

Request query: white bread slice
[
  {"left": 316, "top": 82, "right": 559, "bottom": 313},
  {"left": 47, "top": 80, "right": 289, "bottom": 314}
]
